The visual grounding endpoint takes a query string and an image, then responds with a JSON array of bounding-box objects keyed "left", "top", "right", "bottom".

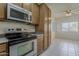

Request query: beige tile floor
[{"left": 41, "top": 39, "right": 79, "bottom": 56}]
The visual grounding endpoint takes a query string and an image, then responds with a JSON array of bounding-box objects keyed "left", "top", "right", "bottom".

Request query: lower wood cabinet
[
  {"left": 37, "top": 34, "right": 44, "bottom": 55},
  {"left": 0, "top": 43, "right": 8, "bottom": 56},
  {"left": 0, "top": 52, "right": 8, "bottom": 56},
  {"left": 43, "top": 33, "right": 49, "bottom": 50}
]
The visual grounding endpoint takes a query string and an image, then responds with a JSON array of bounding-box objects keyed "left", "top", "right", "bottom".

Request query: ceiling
[{"left": 47, "top": 3, "right": 79, "bottom": 19}]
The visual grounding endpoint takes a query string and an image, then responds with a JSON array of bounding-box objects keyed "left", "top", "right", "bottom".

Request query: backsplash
[{"left": 0, "top": 21, "right": 35, "bottom": 34}]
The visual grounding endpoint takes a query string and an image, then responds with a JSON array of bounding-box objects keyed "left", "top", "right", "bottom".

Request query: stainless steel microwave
[{"left": 7, "top": 3, "right": 32, "bottom": 23}]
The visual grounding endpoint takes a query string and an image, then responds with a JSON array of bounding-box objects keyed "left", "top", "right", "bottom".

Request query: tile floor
[{"left": 41, "top": 39, "right": 79, "bottom": 56}]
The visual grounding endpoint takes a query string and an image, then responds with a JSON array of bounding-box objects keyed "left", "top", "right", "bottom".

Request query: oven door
[
  {"left": 7, "top": 3, "right": 29, "bottom": 22},
  {"left": 9, "top": 40, "right": 37, "bottom": 56}
]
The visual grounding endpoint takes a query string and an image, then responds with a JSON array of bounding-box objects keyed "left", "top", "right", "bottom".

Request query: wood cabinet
[
  {"left": 0, "top": 3, "right": 6, "bottom": 20},
  {"left": 32, "top": 4, "right": 40, "bottom": 25},
  {"left": 48, "top": 9, "right": 51, "bottom": 45},
  {"left": 23, "top": 3, "right": 40, "bottom": 25},
  {"left": 37, "top": 34, "right": 44, "bottom": 55},
  {"left": 0, "top": 43, "right": 8, "bottom": 56},
  {"left": 36, "top": 4, "right": 45, "bottom": 33},
  {"left": 39, "top": 4, "right": 49, "bottom": 50},
  {"left": 44, "top": 22, "right": 49, "bottom": 50},
  {"left": 0, "top": 3, "right": 23, "bottom": 21},
  {"left": 12, "top": 3, "right": 23, "bottom": 7},
  {"left": 36, "top": 4, "right": 51, "bottom": 50},
  {"left": 23, "top": 3, "right": 32, "bottom": 11}
]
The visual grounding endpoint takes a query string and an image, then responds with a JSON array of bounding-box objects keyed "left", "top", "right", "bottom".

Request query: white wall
[{"left": 55, "top": 14, "right": 79, "bottom": 40}]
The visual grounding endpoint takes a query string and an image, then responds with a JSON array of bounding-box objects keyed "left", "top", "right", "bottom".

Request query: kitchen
[{"left": 0, "top": 3, "right": 52, "bottom": 56}]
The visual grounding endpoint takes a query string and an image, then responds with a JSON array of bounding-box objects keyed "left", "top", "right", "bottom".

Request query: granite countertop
[
  {"left": 0, "top": 38, "right": 8, "bottom": 43},
  {"left": 0, "top": 32, "right": 43, "bottom": 43},
  {"left": 30, "top": 32, "right": 43, "bottom": 35},
  {"left": 0, "top": 34, "right": 8, "bottom": 43}
]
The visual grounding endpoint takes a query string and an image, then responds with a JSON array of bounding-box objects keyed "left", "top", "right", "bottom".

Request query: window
[
  {"left": 62, "top": 22, "right": 78, "bottom": 32},
  {"left": 69, "top": 22, "right": 78, "bottom": 32},
  {"left": 62, "top": 23, "right": 69, "bottom": 31}
]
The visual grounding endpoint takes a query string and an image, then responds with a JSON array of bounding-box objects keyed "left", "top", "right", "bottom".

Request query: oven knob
[{"left": 8, "top": 29, "right": 10, "bottom": 31}]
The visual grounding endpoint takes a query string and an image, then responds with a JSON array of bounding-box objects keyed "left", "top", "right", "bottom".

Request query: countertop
[
  {"left": 31, "top": 32, "right": 43, "bottom": 36},
  {"left": 0, "top": 32, "right": 43, "bottom": 43},
  {"left": 0, "top": 38, "right": 8, "bottom": 43}
]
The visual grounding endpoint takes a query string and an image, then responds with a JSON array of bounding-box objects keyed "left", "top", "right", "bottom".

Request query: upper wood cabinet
[
  {"left": 36, "top": 4, "right": 49, "bottom": 32},
  {"left": 12, "top": 3, "right": 23, "bottom": 7},
  {"left": 23, "top": 3, "right": 32, "bottom": 12},
  {"left": 0, "top": 3, "right": 23, "bottom": 21},
  {"left": 23, "top": 3, "right": 40, "bottom": 25},
  {"left": 32, "top": 4, "right": 40, "bottom": 25},
  {"left": 0, "top": 3, "right": 6, "bottom": 20},
  {"left": 36, "top": 4, "right": 45, "bottom": 33}
]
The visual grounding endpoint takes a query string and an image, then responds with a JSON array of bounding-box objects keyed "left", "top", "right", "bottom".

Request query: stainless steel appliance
[
  {"left": 5, "top": 28, "right": 37, "bottom": 56},
  {"left": 7, "top": 3, "right": 32, "bottom": 23}
]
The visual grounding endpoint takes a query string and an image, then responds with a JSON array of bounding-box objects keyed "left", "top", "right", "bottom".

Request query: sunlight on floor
[{"left": 41, "top": 39, "right": 79, "bottom": 56}]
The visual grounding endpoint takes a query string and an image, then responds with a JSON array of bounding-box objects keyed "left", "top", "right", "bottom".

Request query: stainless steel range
[{"left": 5, "top": 28, "right": 37, "bottom": 56}]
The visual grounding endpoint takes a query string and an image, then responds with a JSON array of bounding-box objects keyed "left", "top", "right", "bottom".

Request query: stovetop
[{"left": 5, "top": 32, "right": 37, "bottom": 46}]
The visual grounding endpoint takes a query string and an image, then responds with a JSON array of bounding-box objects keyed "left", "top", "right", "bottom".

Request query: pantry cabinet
[
  {"left": 44, "top": 4, "right": 49, "bottom": 49},
  {"left": 39, "top": 4, "right": 49, "bottom": 50},
  {"left": 48, "top": 9, "right": 51, "bottom": 45},
  {"left": 0, "top": 43, "right": 8, "bottom": 56},
  {"left": 36, "top": 4, "right": 51, "bottom": 50},
  {"left": 37, "top": 34, "right": 44, "bottom": 55}
]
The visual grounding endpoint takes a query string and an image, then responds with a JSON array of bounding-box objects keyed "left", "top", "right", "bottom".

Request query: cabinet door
[
  {"left": 44, "top": 22, "right": 48, "bottom": 50},
  {"left": 43, "top": 4, "right": 49, "bottom": 50},
  {"left": 0, "top": 43, "right": 8, "bottom": 56},
  {"left": 23, "top": 3, "right": 32, "bottom": 11},
  {"left": 32, "top": 4, "right": 40, "bottom": 25},
  {"left": 0, "top": 3, "right": 6, "bottom": 20},
  {"left": 35, "top": 4, "right": 51, "bottom": 50},
  {"left": 48, "top": 9, "right": 51, "bottom": 45},
  {"left": 36, "top": 4, "right": 45, "bottom": 32},
  {"left": 13, "top": 3, "right": 23, "bottom": 7},
  {"left": 37, "top": 35, "right": 43, "bottom": 55}
]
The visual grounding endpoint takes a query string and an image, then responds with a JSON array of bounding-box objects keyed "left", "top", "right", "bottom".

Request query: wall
[
  {"left": 0, "top": 21, "right": 35, "bottom": 34},
  {"left": 51, "top": 17, "right": 56, "bottom": 43},
  {"left": 55, "top": 14, "right": 79, "bottom": 40},
  {"left": 51, "top": 10, "right": 56, "bottom": 43}
]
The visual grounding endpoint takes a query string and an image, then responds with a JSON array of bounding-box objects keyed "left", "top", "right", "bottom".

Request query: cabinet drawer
[{"left": 0, "top": 43, "right": 7, "bottom": 53}]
